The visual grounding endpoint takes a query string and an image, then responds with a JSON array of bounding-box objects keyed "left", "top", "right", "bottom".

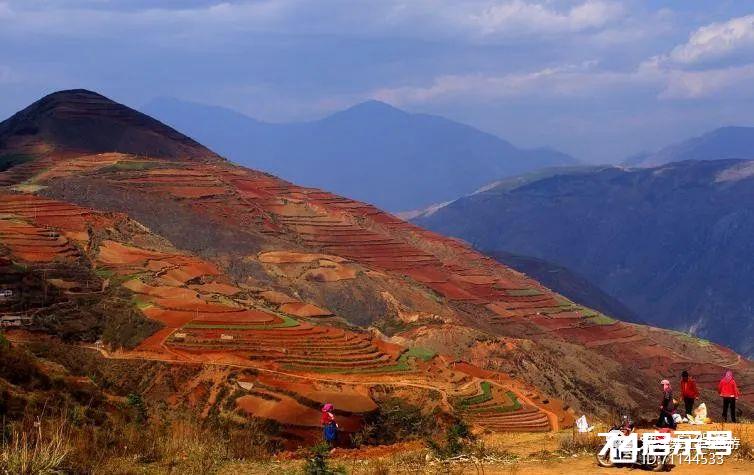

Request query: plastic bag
[
  {"left": 690, "top": 402, "right": 707, "bottom": 424},
  {"left": 576, "top": 415, "right": 593, "bottom": 432}
]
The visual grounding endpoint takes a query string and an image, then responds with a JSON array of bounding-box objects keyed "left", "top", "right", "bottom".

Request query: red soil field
[
  {"left": 151, "top": 298, "right": 240, "bottom": 312},
  {"left": 191, "top": 309, "right": 279, "bottom": 324},
  {"left": 189, "top": 282, "right": 241, "bottom": 295},
  {"left": 142, "top": 307, "right": 199, "bottom": 327},
  {"left": 280, "top": 302, "right": 332, "bottom": 318},
  {"left": 122, "top": 279, "right": 199, "bottom": 300},
  {"left": 259, "top": 251, "right": 346, "bottom": 264},
  {"left": 235, "top": 393, "right": 363, "bottom": 435},
  {"left": 259, "top": 291, "right": 299, "bottom": 304},
  {"left": 158, "top": 262, "right": 219, "bottom": 285},
  {"left": 97, "top": 240, "right": 167, "bottom": 266}
]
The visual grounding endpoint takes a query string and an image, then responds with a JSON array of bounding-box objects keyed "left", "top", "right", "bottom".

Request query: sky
[{"left": 2, "top": 1, "right": 754, "bottom": 162}]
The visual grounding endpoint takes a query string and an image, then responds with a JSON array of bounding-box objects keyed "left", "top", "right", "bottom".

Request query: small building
[
  {"left": 173, "top": 332, "right": 187, "bottom": 340},
  {"left": 0, "top": 289, "right": 14, "bottom": 300},
  {"left": 220, "top": 334, "right": 234, "bottom": 341}
]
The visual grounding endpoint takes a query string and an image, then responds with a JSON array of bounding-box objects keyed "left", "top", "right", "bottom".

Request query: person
[
  {"left": 321, "top": 403, "right": 339, "bottom": 446},
  {"left": 656, "top": 379, "right": 677, "bottom": 429},
  {"left": 718, "top": 370, "right": 740, "bottom": 423},
  {"left": 680, "top": 370, "right": 699, "bottom": 418}
]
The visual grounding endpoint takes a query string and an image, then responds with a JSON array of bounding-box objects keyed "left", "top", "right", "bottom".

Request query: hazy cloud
[{"left": 0, "top": 1, "right": 628, "bottom": 42}]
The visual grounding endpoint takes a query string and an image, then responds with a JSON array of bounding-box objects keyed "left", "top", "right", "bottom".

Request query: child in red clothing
[{"left": 718, "top": 370, "right": 740, "bottom": 422}]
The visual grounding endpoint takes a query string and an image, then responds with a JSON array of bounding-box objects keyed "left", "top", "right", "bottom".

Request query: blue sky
[{"left": 2, "top": 0, "right": 754, "bottom": 161}]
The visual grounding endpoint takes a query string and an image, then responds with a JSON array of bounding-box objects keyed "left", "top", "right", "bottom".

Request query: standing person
[
  {"left": 656, "top": 379, "right": 677, "bottom": 429},
  {"left": 321, "top": 403, "right": 339, "bottom": 446},
  {"left": 718, "top": 370, "right": 740, "bottom": 423},
  {"left": 680, "top": 370, "right": 699, "bottom": 419}
]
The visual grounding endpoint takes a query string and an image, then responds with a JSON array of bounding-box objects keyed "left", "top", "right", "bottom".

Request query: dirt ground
[
  {"left": 218, "top": 455, "right": 754, "bottom": 475},
  {"left": 217, "top": 424, "right": 754, "bottom": 475}
]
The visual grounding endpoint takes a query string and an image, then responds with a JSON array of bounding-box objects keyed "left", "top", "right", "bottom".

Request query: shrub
[
  {"left": 355, "top": 398, "right": 436, "bottom": 446},
  {"left": 426, "top": 421, "right": 475, "bottom": 459},
  {"left": 126, "top": 393, "right": 147, "bottom": 423},
  {"left": 303, "top": 442, "right": 345, "bottom": 475}
]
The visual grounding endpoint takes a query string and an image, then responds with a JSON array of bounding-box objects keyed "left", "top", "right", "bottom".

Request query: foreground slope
[
  {"left": 144, "top": 97, "right": 578, "bottom": 211},
  {"left": 415, "top": 160, "right": 754, "bottom": 358},
  {"left": 1, "top": 91, "right": 752, "bottom": 440}
]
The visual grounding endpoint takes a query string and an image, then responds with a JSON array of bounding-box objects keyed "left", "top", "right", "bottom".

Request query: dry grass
[
  {"left": 557, "top": 427, "right": 603, "bottom": 455},
  {"left": 0, "top": 417, "right": 71, "bottom": 475},
  {"left": 730, "top": 425, "right": 754, "bottom": 461}
]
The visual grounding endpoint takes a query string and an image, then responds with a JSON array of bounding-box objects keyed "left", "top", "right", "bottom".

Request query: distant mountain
[
  {"left": 415, "top": 159, "right": 754, "bottom": 357},
  {"left": 0, "top": 90, "right": 218, "bottom": 161},
  {"left": 486, "top": 250, "right": 641, "bottom": 324},
  {"left": 625, "top": 126, "right": 754, "bottom": 167},
  {"left": 144, "top": 97, "right": 578, "bottom": 211}
]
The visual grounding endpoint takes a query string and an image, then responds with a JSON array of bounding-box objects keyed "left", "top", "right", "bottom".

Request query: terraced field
[
  {"left": 0, "top": 187, "right": 558, "bottom": 433},
  {"left": 458, "top": 381, "right": 550, "bottom": 432}
]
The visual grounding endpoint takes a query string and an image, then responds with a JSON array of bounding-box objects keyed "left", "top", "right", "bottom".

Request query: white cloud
[
  {"left": 467, "top": 0, "right": 623, "bottom": 37},
  {"left": 669, "top": 14, "right": 754, "bottom": 66},
  {"left": 366, "top": 60, "right": 655, "bottom": 105}
]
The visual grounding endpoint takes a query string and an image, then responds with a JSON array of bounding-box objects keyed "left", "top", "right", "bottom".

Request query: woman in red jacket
[
  {"left": 718, "top": 370, "right": 740, "bottom": 423},
  {"left": 321, "top": 403, "right": 339, "bottom": 446},
  {"left": 680, "top": 370, "right": 699, "bottom": 418}
]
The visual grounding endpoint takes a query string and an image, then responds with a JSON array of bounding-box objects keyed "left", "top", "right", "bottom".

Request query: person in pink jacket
[{"left": 718, "top": 370, "right": 740, "bottom": 422}]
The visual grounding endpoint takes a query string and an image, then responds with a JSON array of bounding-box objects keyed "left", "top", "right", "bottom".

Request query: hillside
[
  {"left": 1, "top": 91, "right": 753, "bottom": 446},
  {"left": 624, "top": 126, "right": 754, "bottom": 167},
  {"left": 143, "top": 97, "right": 578, "bottom": 211},
  {"left": 415, "top": 160, "right": 754, "bottom": 357},
  {"left": 485, "top": 251, "right": 641, "bottom": 324}
]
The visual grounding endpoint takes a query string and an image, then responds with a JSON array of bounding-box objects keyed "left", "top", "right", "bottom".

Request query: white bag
[
  {"left": 576, "top": 415, "right": 593, "bottom": 433},
  {"left": 692, "top": 403, "right": 707, "bottom": 424}
]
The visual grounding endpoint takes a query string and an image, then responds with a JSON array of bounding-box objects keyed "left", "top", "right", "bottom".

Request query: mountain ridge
[
  {"left": 414, "top": 158, "right": 754, "bottom": 357},
  {"left": 624, "top": 126, "right": 754, "bottom": 167},
  {"left": 143, "top": 97, "right": 579, "bottom": 211}
]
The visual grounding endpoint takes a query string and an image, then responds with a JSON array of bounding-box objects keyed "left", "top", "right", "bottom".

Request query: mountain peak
[
  {"left": 335, "top": 99, "right": 407, "bottom": 118},
  {"left": 0, "top": 89, "right": 220, "bottom": 161}
]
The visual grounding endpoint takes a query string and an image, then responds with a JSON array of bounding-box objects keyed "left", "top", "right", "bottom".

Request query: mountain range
[
  {"left": 2, "top": 90, "right": 752, "bottom": 446},
  {"left": 624, "top": 126, "right": 754, "bottom": 167},
  {"left": 414, "top": 160, "right": 754, "bottom": 358},
  {"left": 143, "top": 97, "right": 578, "bottom": 211}
]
